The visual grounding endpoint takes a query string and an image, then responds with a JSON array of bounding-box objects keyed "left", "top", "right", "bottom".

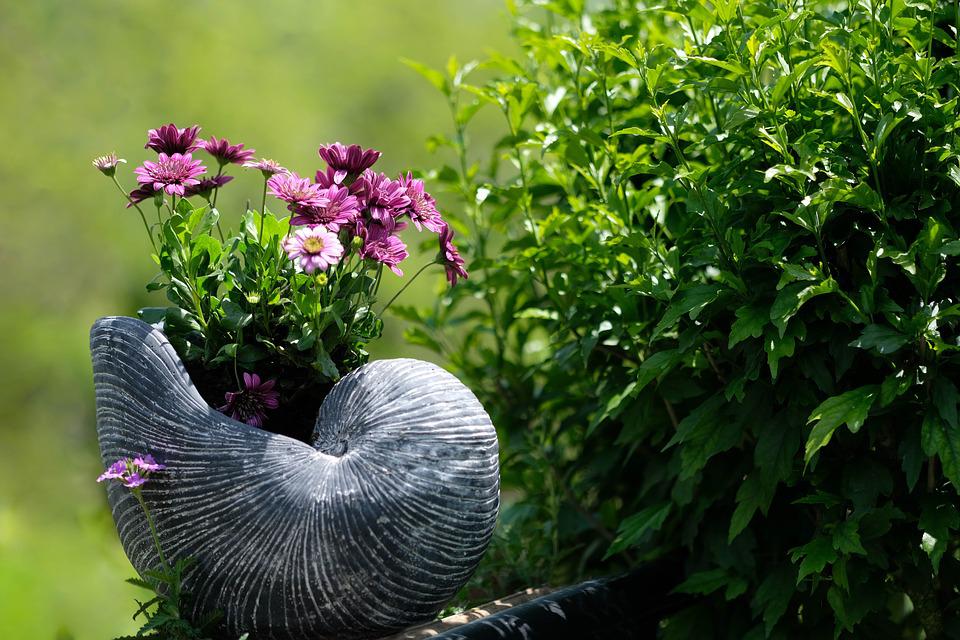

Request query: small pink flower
[
  {"left": 398, "top": 172, "right": 444, "bottom": 233},
  {"left": 92, "top": 153, "right": 126, "bottom": 177},
  {"left": 96, "top": 454, "right": 165, "bottom": 489},
  {"left": 283, "top": 226, "right": 345, "bottom": 274},
  {"left": 267, "top": 172, "right": 328, "bottom": 208},
  {"left": 290, "top": 186, "right": 361, "bottom": 231},
  {"left": 134, "top": 153, "right": 206, "bottom": 196},
  {"left": 200, "top": 136, "right": 255, "bottom": 166},
  {"left": 145, "top": 123, "right": 202, "bottom": 154},
  {"left": 317, "top": 143, "right": 381, "bottom": 184},
  {"left": 438, "top": 223, "right": 468, "bottom": 285},
  {"left": 244, "top": 157, "right": 288, "bottom": 178},
  {"left": 360, "top": 221, "right": 408, "bottom": 276},
  {"left": 352, "top": 170, "right": 410, "bottom": 221}
]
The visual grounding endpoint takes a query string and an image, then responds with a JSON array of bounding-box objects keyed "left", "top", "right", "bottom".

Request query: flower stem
[
  {"left": 259, "top": 180, "right": 268, "bottom": 241},
  {"left": 111, "top": 175, "right": 157, "bottom": 253},
  {"left": 132, "top": 488, "right": 170, "bottom": 574},
  {"left": 379, "top": 261, "right": 435, "bottom": 313}
]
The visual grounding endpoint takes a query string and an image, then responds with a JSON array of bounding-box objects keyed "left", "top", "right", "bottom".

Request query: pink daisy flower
[
  {"left": 398, "top": 172, "right": 444, "bottom": 232},
  {"left": 145, "top": 123, "right": 202, "bottom": 154},
  {"left": 134, "top": 153, "right": 206, "bottom": 196},
  {"left": 290, "top": 186, "right": 361, "bottom": 230},
  {"left": 438, "top": 223, "right": 468, "bottom": 285},
  {"left": 199, "top": 136, "right": 255, "bottom": 166},
  {"left": 267, "top": 172, "right": 328, "bottom": 209},
  {"left": 283, "top": 226, "right": 345, "bottom": 273},
  {"left": 317, "top": 142, "right": 381, "bottom": 184}
]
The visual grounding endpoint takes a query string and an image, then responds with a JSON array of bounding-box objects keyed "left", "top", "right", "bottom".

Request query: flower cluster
[
  {"left": 267, "top": 142, "right": 466, "bottom": 280},
  {"left": 94, "top": 123, "right": 470, "bottom": 431},
  {"left": 97, "top": 454, "right": 166, "bottom": 489}
]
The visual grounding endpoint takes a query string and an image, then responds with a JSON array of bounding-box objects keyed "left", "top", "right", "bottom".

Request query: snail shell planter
[{"left": 91, "top": 316, "right": 501, "bottom": 640}]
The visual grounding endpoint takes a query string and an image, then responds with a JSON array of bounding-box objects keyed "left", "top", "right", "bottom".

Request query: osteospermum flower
[
  {"left": 283, "top": 226, "right": 345, "bottom": 273},
  {"left": 353, "top": 170, "right": 410, "bottom": 221},
  {"left": 96, "top": 454, "right": 165, "bottom": 488},
  {"left": 360, "top": 222, "right": 409, "bottom": 276},
  {"left": 438, "top": 223, "right": 468, "bottom": 285},
  {"left": 185, "top": 174, "right": 233, "bottom": 199},
  {"left": 145, "top": 123, "right": 202, "bottom": 154},
  {"left": 134, "top": 153, "right": 206, "bottom": 196},
  {"left": 200, "top": 136, "right": 256, "bottom": 166},
  {"left": 398, "top": 172, "right": 444, "bottom": 233},
  {"left": 243, "top": 157, "right": 288, "bottom": 178},
  {"left": 92, "top": 153, "right": 126, "bottom": 177},
  {"left": 219, "top": 373, "right": 281, "bottom": 427},
  {"left": 290, "top": 186, "right": 361, "bottom": 230},
  {"left": 267, "top": 172, "right": 328, "bottom": 208},
  {"left": 317, "top": 143, "right": 381, "bottom": 184}
]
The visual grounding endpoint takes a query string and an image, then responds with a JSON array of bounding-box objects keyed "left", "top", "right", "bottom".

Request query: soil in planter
[{"left": 185, "top": 361, "right": 332, "bottom": 445}]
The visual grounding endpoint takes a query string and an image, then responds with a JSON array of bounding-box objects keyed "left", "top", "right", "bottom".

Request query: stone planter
[{"left": 91, "top": 316, "right": 500, "bottom": 640}]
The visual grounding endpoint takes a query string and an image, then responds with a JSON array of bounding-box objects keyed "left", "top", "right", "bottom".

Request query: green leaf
[
  {"left": 728, "top": 472, "right": 776, "bottom": 542},
  {"left": 751, "top": 565, "right": 794, "bottom": 636},
  {"left": 220, "top": 299, "right": 253, "bottom": 331},
  {"left": 791, "top": 535, "right": 837, "bottom": 582},
  {"left": 805, "top": 385, "right": 879, "bottom": 463},
  {"left": 728, "top": 303, "right": 768, "bottom": 348},
  {"left": 604, "top": 503, "right": 671, "bottom": 559},
  {"left": 653, "top": 284, "right": 725, "bottom": 338},
  {"left": 400, "top": 58, "right": 448, "bottom": 95},
  {"left": 673, "top": 568, "right": 747, "bottom": 600},
  {"left": 832, "top": 520, "right": 867, "bottom": 555},
  {"left": 921, "top": 411, "right": 960, "bottom": 488},
  {"left": 770, "top": 280, "right": 836, "bottom": 336},
  {"left": 918, "top": 498, "right": 959, "bottom": 573},
  {"left": 312, "top": 344, "right": 340, "bottom": 381},
  {"left": 848, "top": 324, "right": 909, "bottom": 354}
]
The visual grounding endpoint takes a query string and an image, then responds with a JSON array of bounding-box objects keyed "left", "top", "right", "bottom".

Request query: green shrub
[{"left": 406, "top": 0, "right": 960, "bottom": 636}]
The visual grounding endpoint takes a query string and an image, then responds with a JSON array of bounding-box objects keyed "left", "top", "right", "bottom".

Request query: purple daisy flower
[
  {"left": 133, "top": 454, "right": 166, "bottom": 472},
  {"left": 267, "top": 172, "right": 328, "bottom": 209},
  {"left": 200, "top": 136, "right": 256, "bottom": 166},
  {"left": 353, "top": 170, "right": 410, "bottom": 222},
  {"left": 283, "top": 226, "right": 345, "bottom": 273},
  {"left": 243, "top": 158, "right": 288, "bottom": 178},
  {"left": 317, "top": 143, "right": 381, "bottom": 184},
  {"left": 145, "top": 123, "right": 202, "bottom": 155},
  {"left": 126, "top": 184, "right": 157, "bottom": 208},
  {"left": 97, "top": 459, "right": 128, "bottom": 483},
  {"left": 184, "top": 174, "right": 233, "bottom": 199},
  {"left": 134, "top": 153, "right": 206, "bottom": 197},
  {"left": 438, "top": 223, "right": 468, "bottom": 285},
  {"left": 92, "top": 153, "right": 126, "bottom": 177},
  {"left": 360, "top": 222, "right": 409, "bottom": 276},
  {"left": 219, "top": 373, "right": 281, "bottom": 428},
  {"left": 290, "top": 186, "right": 361, "bottom": 230},
  {"left": 398, "top": 172, "right": 445, "bottom": 233}
]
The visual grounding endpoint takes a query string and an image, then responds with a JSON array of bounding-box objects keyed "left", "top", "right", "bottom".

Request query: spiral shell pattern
[{"left": 91, "top": 317, "right": 500, "bottom": 639}]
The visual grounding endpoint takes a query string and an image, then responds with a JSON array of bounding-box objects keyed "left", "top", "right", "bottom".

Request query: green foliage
[
  {"left": 117, "top": 557, "right": 219, "bottom": 640},
  {"left": 409, "top": 0, "right": 960, "bottom": 636},
  {"left": 141, "top": 197, "right": 382, "bottom": 392}
]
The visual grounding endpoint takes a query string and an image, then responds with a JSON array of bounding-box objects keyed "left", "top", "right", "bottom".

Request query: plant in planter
[{"left": 90, "top": 126, "right": 498, "bottom": 640}]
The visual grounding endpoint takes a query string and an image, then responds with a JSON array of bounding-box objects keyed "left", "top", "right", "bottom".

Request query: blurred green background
[{"left": 0, "top": 2, "right": 513, "bottom": 637}]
